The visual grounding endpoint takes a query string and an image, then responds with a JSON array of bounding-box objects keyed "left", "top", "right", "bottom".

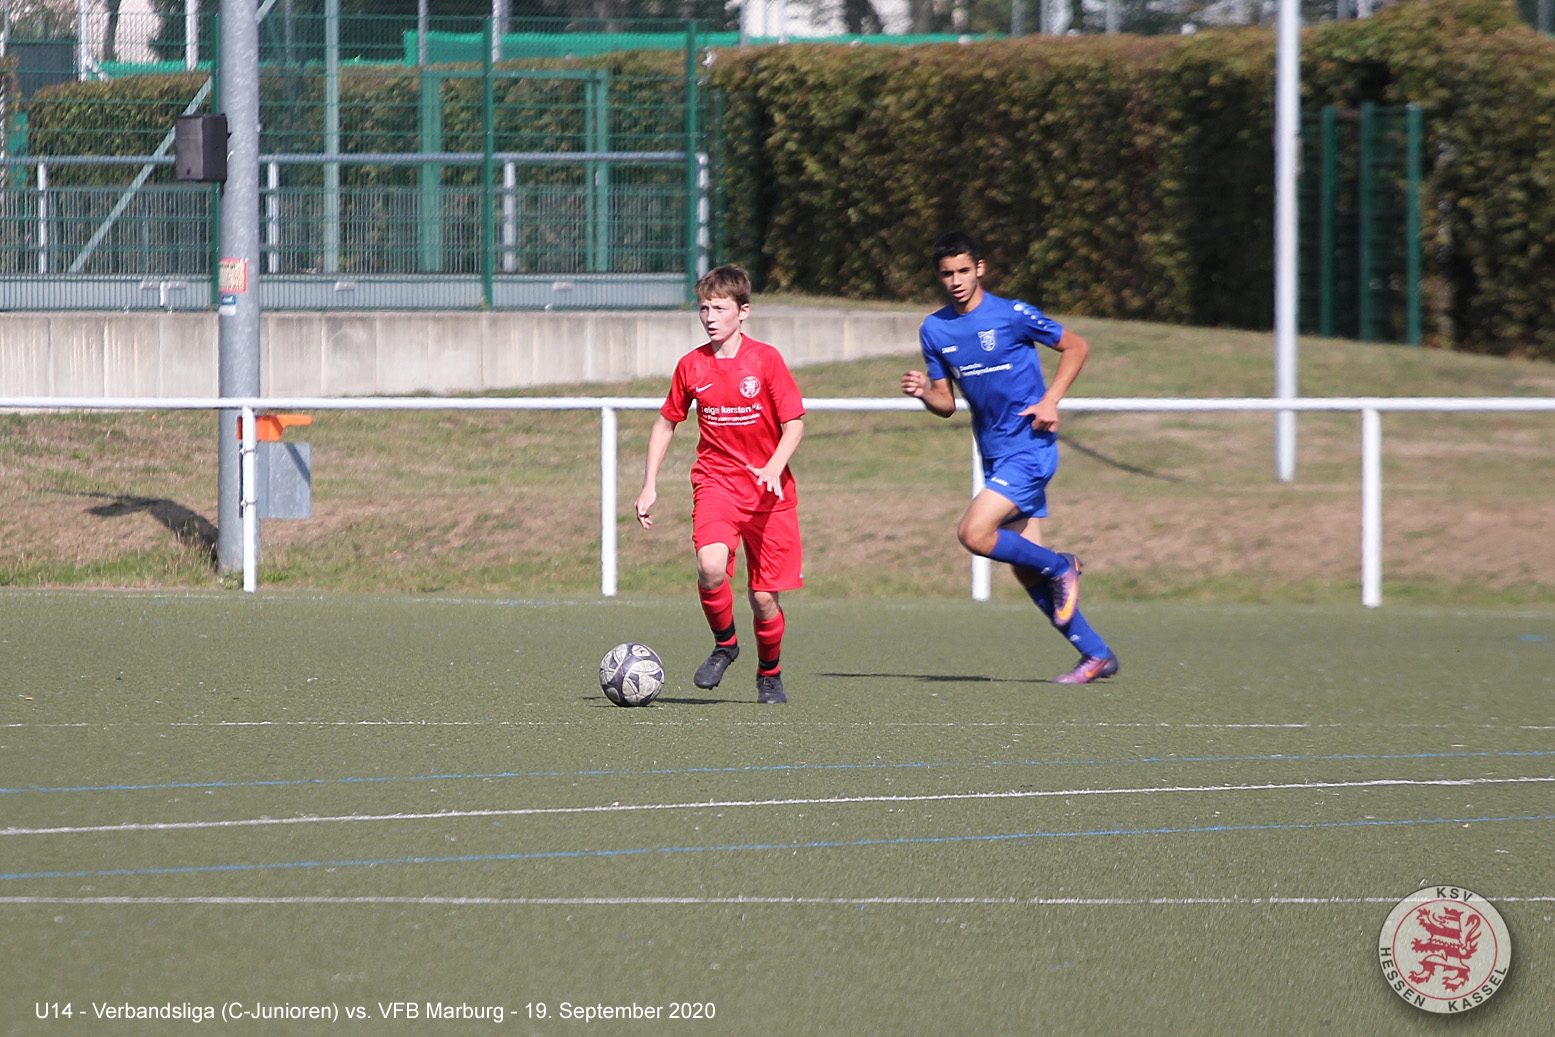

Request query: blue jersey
[{"left": 919, "top": 293, "right": 1065, "bottom": 460}]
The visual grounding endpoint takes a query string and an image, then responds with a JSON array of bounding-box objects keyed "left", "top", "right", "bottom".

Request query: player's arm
[
  {"left": 901, "top": 370, "right": 956, "bottom": 418},
  {"left": 634, "top": 415, "right": 678, "bottom": 529},
  {"left": 747, "top": 417, "right": 804, "bottom": 500},
  {"left": 1019, "top": 328, "right": 1089, "bottom": 432}
]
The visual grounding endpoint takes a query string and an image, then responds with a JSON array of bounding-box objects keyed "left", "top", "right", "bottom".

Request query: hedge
[{"left": 711, "top": 0, "right": 1555, "bottom": 358}]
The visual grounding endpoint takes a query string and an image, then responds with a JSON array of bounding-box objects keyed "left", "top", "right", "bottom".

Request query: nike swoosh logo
[{"left": 695, "top": 383, "right": 714, "bottom": 392}]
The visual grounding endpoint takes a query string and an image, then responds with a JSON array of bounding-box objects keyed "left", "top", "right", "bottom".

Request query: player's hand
[
  {"left": 1020, "top": 398, "right": 1061, "bottom": 432},
  {"left": 633, "top": 488, "right": 657, "bottom": 529},
  {"left": 901, "top": 370, "right": 929, "bottom": 398},
  {"left": 746, "top": 464, "right": 784, "bottom": 500}
]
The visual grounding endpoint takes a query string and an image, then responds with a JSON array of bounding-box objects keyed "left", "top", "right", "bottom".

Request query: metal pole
[
  {"left": 1541, "top": 0, "right": 1553, "bottom": 36},
  {"left": 480, "top": 19, "right": 494, "bottom": 308},
  {"left": 217, "top": 0, "right": 262, "bottom": 576},
  {"left": 323, "top": 0, "right": 340, "bottom": 274},
  {"left": 417, "top": 0, "right": 428, "bottom": 66},
  {"left": 1274, "top": 0, "right": 1300, "bottom": 483},
  {"left": 1361, "top": 407, "right": 1381, "bottom": 607},
  {"left": 971, "top": 435, "right": 990, "bottom": 601},
  {"left": 502, "top": 160, "right": 515, "bottom": 273},
  {"left": 77, "top": 0, "right": 89, "bottom": 80},
  {"left": 1406, "top": 103, "right": 1423, "bottom": 347},
  {"left": 601, "top": 405, "right": 618, "bottom": 597},
  {"left": 1319, "top": 105, "right": 1336, "bottom": 338},
  {"left": 695, "top": 150, "right": 710, "bottom": 279},
  {"left": 684, "top": 21, "right": 698, "bottom": 304},
  {"left": 185, "top": 0, "right": 198, "bottom": 68},
  {"left": 1105, "top": 0, "right": 1119, "bottom": 33},
  {"left": 1011, "top": 0, "right": 1024, "bottom": 36},
  {"left": 241, "top": 403, "right": 258, "bottom": 593},
  {"left": 35, "top": 161, "right": 47, "bottom": 273},
  {"left": 490, "top": 0, "right": 505, "bottom": 62},
  {"left": 266, "top": 160, "right": 279, "bottom": 273}
]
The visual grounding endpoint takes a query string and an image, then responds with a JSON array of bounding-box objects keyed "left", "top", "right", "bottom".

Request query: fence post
[
  {"left": 480, "top": 19, "right": 494, "bottom": 309},
  {"left": 1357, "top": 101, "right": 1376, "bottom": 343},
  {"left": 971, "top": 435, "right": 990, "bottom": 601},
  {"left": 1361, "top": 407, "right": 1381, "bottom": 608},
  {"left": 683, "top": 20, "right": 699, "bottom": 304},
  {"left": 418, "top": 71, "right": 443, "bottom": 273},
  {"left": 322, "top": 0, "right": 340, "bottom": 274},
  {"left": 1406, "top": 103, "right": 1423, "bottom": 347},
  {"left": 601, "top": 405, "right": 618, "bottom": 597},
  {"left": 1319, "top": 105, "right": 1337, "bottom": 338}
]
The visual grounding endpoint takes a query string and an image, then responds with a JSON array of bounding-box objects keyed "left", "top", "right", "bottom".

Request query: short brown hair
[{"left": 694, "top": 264, "right": 752, "bottom": 308}]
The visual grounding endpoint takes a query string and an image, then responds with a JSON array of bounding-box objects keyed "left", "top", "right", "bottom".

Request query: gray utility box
[{"left": 258, "top": 441, "right": 311, "bottom": 519}]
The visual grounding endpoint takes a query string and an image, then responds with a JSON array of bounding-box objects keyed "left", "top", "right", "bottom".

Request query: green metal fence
[
  {"left": 0, "top": 17, "right": 712, "bottom": 311},
  {"left": 1298, "top": 102, "right": 1423, "bottom": 345}
]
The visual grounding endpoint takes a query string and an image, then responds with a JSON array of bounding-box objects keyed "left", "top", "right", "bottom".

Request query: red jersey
[{"left": 660, "top": 334, "right": 806, "bottom": 512}]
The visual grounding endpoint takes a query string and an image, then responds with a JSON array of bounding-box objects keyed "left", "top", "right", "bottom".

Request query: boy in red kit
[{"left": 633, "top": 265, "right": 806, "bottom": 704}]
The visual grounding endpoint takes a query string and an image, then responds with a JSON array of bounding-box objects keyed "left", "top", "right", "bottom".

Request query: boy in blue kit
[{"left": 901, "top": 232, "right": 1119, "bottom": 684}]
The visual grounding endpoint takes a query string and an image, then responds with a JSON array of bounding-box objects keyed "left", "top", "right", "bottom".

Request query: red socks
[
  {"left": 754, "top": 610, "right": 785, "bottom": 674},
  {"left": 699, "top": 580, "right": 737, "bottom": 645}
]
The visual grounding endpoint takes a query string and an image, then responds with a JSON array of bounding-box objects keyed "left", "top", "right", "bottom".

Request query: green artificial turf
[{"left": 2, "top": 591, "right": 1551, "bottom": 1033}]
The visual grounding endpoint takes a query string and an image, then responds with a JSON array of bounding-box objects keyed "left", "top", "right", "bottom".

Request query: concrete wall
[{"left": 0, "top": 307, "right": 925, "bottom": 398}]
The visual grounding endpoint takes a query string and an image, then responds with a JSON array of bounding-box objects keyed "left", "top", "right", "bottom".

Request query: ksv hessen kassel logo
[
  {"left": 739, "top": 376, "right": 760, "bottom": 398},
  {"left": 1378, "top": 886, "right": 1511, "bottom": 1014}
]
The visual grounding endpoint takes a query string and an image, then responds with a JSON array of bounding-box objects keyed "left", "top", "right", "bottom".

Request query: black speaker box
[{"left": 175, "top": 114, "right": 229, "bottom": 183}]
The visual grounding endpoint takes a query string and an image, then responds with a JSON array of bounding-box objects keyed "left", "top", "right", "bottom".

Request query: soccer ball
[{"left": 599, "top": 643, "right": 665, "bottom": 707}]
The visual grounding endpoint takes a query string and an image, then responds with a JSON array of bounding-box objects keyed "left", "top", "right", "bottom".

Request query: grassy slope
[{"left": 1, "top": 310, "right": 1553, "bottom": 602}]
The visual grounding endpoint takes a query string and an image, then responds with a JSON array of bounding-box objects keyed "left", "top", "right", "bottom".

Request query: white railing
[{"left": 3, "top": 395, "right": 1552, "bottom": 606}]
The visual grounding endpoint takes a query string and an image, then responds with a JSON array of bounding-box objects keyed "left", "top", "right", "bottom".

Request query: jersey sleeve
[
  {"left": 765, "top": 348, "right": 806, "bottom": 424},
  {"left": 659, "top": 353, "right": 694, "bottom": 423},
  {"left": 920, "top": 322, "right": 949, "bottom": 381},
  {"left": 1011, "top": 300, "right": 1064, "bottom": 348}
]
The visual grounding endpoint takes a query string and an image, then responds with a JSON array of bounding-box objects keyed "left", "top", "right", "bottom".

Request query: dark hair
[
  {"left": 932, "top": 231, "right": 981, "bottom": 265},
  {"left": 694, "top": 264, "right": 752, "bottom": 308}
]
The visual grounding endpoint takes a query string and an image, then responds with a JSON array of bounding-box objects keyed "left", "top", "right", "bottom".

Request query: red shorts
[{"left": 692, "top": 494, "right": 804, "bottom": 592}]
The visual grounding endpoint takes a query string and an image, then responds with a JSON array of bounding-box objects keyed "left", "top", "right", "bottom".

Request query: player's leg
[
  {"left": 692, "top": 509, "right": 742, "bottom": 689},
  {"left": 1007, "top": 519, "right": 1118, "bottom": 684},
  {"left": 961, "top": 453, "right": 1081, "bottom": 624},
  {"left": 743, "top": 506, "right": 803, "bottom": 705}
]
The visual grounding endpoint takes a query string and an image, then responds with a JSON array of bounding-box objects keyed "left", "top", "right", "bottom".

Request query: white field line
[
  {"left": 2, "top": 895, "right": 1554, "bottom": 907},
  {"left": 4, "top": 775, "right": 1551, "bottom": 838}
]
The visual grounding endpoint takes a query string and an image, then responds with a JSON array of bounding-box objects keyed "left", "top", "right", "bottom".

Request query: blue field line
[
  {"left": 4, "top": 812, "right": 1554, "bottom": 883},
  {"left": 5, "top": 748, "right": 1555, "bottom": 798}
]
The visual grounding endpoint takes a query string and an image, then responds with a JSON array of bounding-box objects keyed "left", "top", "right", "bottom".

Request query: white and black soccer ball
[{"left": 599, "top": 642, "right": 665, "bottom": 707}]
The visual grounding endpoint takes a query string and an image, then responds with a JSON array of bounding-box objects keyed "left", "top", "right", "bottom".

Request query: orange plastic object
[{"left": 236, "top": 413, "right": 313, "bottom": 442}]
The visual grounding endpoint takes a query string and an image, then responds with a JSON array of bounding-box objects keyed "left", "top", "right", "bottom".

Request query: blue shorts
[{"left": 981, "top": 447, "right": 1058, "bottom": 519}]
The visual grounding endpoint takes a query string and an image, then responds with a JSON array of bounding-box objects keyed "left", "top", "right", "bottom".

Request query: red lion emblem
[{"left": 1407, "top": 906, "right": 1482, "bottom": 992}]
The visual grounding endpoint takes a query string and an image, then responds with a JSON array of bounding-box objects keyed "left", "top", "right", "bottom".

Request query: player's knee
[
  {"left": 956, "top": 520, "right": 996, "bottom": 556},
  {"left": 749, "top": 590, "right": 779, "bottom": 619}
]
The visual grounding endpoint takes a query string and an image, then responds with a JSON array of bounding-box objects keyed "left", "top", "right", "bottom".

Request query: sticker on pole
[
  {"left": 219, "top": 258, "right": 248, "bottom": 315},
  {"left": 1378, "top": 885, "right": 1510, "bottom": 1014}
]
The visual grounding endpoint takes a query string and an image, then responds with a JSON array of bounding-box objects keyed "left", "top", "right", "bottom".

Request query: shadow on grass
[
  {"left": 586, "top": 695, "right": 735, "bottom": 707},
  {"left": 821, "top": 671, "right": 1046, "bottom": 685},
  {"left": 78, "top": 492, "right": 218, "bottom": 567}
]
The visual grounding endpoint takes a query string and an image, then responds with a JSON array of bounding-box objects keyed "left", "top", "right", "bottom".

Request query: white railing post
[
  {"left": 1361, "top": 407, "right": 1382, "bottom": 608},
  {"left": 971, "top": 434, "right": 991, "bottom": 601},
  {"left": 240, "top": 404, "right": 259, "bottom": 593},
  {"left": 601, "top": 405, "right": 618, "bottom": 597}
]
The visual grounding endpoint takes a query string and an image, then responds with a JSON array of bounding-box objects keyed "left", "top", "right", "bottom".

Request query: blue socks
[
  {"left": 988, "top": 529, "right": 1070, "bottom": 577},
  {"left": 1026, "top": 582, "right": 1112, "bottom": 659}
]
